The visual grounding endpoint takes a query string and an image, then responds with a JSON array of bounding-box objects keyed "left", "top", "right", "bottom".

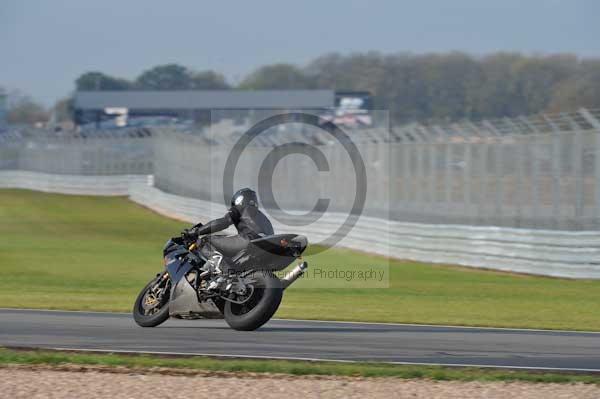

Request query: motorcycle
[{"left": 133, "top": 224, "right": 308, "bottom": 331}]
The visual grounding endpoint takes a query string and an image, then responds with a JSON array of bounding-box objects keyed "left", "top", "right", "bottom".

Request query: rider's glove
[{"left": 182, "top": 228, "right": 199, "bottom": 244}]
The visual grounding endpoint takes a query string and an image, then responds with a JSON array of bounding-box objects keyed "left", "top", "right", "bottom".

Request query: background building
[{"left": 73, "top": 90, "right": 336, "bottom": 128}]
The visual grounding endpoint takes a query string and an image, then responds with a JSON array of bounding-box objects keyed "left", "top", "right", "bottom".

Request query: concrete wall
[
  {"left": 129, "top": 182, "right": 600, "bottom": 279},
  {"left": 0, "top": 170, "right": 150, "bottom": 196},
  {"left": 2, "top": 170, "right": 599, "bottom": 279}
]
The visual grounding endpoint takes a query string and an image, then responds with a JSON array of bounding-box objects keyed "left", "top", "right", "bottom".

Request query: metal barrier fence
[
  {"left": 2, "top": 108, "right": 600, "bottom": 230},
  {"left": 153, "top": 108, "right": 600, "bottom": 231},
  {"left": 0, "top": 128, "right": 153, "bottom": 175}
]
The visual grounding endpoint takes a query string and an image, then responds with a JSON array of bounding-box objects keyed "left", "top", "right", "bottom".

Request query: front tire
[
  {"left": 133, "top": 273, "right": 171, "bottom": 327},
  {"left": 224, "top": 271, "right": 283, "bottom": 331}
]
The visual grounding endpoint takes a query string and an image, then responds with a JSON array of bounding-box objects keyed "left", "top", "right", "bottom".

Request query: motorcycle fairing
[{"left": 166, "top": 253, "right": 222, "bottom": 319}]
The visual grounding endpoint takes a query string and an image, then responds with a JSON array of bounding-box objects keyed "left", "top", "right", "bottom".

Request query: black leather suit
[{"left": 194, "top": 206, "right": 274, "bottom": 259}]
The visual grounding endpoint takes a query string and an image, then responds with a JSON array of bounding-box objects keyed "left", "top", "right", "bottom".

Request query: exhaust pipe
[{"left": 281, "top": 261, "right": 308, "bottom": 289}]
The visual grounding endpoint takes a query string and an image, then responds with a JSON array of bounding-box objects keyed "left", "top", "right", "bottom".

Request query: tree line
[{"left": 5, "top": 52, "right": 600, "bottom": 126}]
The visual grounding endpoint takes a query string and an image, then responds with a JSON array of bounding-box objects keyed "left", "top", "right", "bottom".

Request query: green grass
[
  {"left": 1, "top": 348, "right": 599, "bottom": 383},
  {"left": 1, "top": 188, "right": 600, "bottom": 331}
]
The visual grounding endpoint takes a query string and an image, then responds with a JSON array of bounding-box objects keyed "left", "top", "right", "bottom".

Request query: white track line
[
  {"left": 2, "top": 307, "right": 599, "bottom": 334},
  {"left": 274, "top": 318, "right": 600, "bottom": 334},
  {"left": 48, "top": 347, "right": 600, "bottom": 373},
  {"left": 0, "top": 308, "right": 130, "bottom": 315}
]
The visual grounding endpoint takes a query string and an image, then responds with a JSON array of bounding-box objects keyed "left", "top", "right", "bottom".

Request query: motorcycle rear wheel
[
  {"left": 133, "top": 273, "right": 171, "bottom": 327},
  {"left": 223, "top": 271, "right": 282, "bottom": 331}
]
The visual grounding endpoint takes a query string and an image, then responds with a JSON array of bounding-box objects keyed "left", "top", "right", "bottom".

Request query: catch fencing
[
  {"left": 2, "top": 109, "right": 599, "bottom": 231},
  {"left": 0, "top": 128, "right": 153, "bottom": 175},
  {"left": 153, "top": 108, "right": 600, "bottom": 231}
]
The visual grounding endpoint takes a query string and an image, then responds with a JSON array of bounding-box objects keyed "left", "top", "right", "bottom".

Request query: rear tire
[
  {"left": 133, "top": 274, "right": 171, "bottom": 327},
  {"left": 224, "top": 271, "right": 282, "bottom": 331}
]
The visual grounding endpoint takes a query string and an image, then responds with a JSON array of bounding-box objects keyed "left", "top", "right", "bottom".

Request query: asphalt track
[{"left": 1, "top": 308, "right": 600, "bottom": 371}]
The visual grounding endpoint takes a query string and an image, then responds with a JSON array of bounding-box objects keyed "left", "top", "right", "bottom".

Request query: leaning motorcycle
[{"left": 133, "top": 224, "right": 308, "bottom": 331}]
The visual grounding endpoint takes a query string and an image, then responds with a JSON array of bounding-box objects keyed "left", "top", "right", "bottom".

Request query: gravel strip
[{"left": 1, "top": 367, "right": 599, "bottom": 399}]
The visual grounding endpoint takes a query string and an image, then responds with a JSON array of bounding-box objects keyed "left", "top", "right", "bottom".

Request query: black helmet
[{"left": 231, "top": 188, "right": 258, "bottom": 212}]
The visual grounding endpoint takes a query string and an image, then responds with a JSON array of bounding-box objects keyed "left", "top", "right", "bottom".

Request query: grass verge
[
  {"left": 1, "top": 348, "right": 599, "bottom": 384},
  {"left": 2, "top": 188, "right": 600, "bottom": 331}
]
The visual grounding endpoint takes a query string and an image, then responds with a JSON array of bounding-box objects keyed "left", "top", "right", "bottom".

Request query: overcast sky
[{"left": 1, "top": 0, "right": 598, "bottom": 105}]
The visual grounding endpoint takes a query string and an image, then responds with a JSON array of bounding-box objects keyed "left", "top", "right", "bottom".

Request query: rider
[{"left": 185, "top": 188, "right": 274, "bottom": 271}]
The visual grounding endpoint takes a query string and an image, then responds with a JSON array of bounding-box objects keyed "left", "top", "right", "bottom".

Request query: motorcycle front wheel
[
  {"left": 224, "top": 271, "right": 282, "bottom": 331},
  {"left": 133, "top": 272, "right": 171, "bottom": 327}
]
